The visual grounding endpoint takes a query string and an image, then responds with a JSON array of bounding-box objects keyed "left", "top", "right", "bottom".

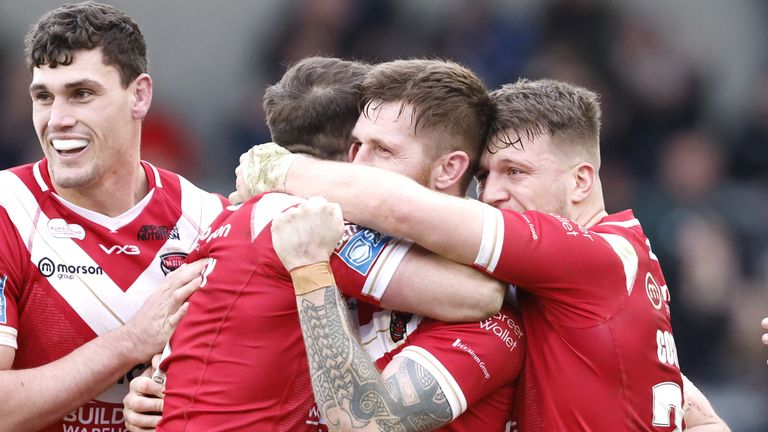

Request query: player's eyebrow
[
  {"left": 65, "top": 79, "right": 106, "bottom": 92},
  {"left": 29, "top": 83, "right": 47, "bottom": 93},
  {"left": 30, "top": 79, "right": 105, "bottom": 93}
]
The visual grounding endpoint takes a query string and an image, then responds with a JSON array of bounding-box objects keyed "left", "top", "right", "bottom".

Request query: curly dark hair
[{"left": 25, "top": 1, "right": 147, "bottom": 87}]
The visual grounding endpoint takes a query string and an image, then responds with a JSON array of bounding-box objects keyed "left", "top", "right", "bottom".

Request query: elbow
[
  {"left": 458, "top": 281, "right": 504, "bottom": 322},
  {"left": 478, "top": 282, "right": 505, "bottom": 319}
]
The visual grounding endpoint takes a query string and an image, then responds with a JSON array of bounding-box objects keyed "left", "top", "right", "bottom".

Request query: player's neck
[
  {"left": 575, "top": 194, "right": 608, "bottom": 228},
  {"left": 55, "top": 165, "right": 149, "bottom": 218}
]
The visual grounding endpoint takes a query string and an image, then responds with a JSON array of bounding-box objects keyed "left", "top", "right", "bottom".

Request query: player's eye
[
  {"left": 32, "top": 92, "right": 53, "bottom": 103},
  {"left": 73, "top": 89, "right": 93, "bottom": 100}
]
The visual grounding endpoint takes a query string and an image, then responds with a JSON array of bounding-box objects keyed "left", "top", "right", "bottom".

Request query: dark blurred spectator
[
  {"left": 434, "top": 0, "right": 537, "bottom": 88},
  {"left": 0, "top": 52, "right": 39, "bottom": 168},
  {"left": 609, "top": 15, "right": 705, "bottom": 177},
  {"left": 540, "top": 0, "right": 618, "bottom": 78},
  {"left": 634, "top": 129, "right": 768, "bottom": 382},
  {"left": 730, "top": 70, "right": 768, "bottom": 183}
]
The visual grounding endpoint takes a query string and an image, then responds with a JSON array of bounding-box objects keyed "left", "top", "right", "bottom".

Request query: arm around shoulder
[{"left": 380, "top": 244, "right": 504, "bottom": 322}]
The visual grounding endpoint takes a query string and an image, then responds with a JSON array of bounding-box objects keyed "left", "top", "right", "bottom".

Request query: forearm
[
  {"left": 284, "top": 158, "right": 484, "bottom": 265},
  {"left": 0, "top": 327, "right": 143, "bottom": 431},
  {"left": 297, "top": 286, "right": 450, "bottom": 431},
  {"left": 380, "top": 245, "right": 504, "bottom": 322},
  {"left": 683, "top": 375, "right": 730, "bottom": 432}
]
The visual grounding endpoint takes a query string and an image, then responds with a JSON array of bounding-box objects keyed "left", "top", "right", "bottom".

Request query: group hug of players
[{"left": 0, "top": 2, "right": 730, "bottom": 431}]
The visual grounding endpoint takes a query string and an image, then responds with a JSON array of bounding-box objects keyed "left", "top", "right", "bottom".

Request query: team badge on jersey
[
  {"left": 160, "top": 252, "right": 188, "bottom": 275},
  {"left": 335, "top": 227, "right": 390, "bottom": 276},
  {"left": 389, "top": 311, "right": 412, "bottom": 342},
  {"left": 0, "top": 274, "right": 7, "bottom": 323}
]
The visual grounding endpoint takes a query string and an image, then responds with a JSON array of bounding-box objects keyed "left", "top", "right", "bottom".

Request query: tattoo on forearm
[{"left": 298, "top": 287, "right": 453, "bottom": 431}]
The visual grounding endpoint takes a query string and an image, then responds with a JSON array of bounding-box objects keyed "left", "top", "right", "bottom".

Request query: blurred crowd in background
[{"left": 1, "top": 0, "right": 766, "bottom": 429}]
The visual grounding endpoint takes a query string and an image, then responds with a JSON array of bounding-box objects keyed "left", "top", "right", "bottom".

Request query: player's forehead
[
  {"left": 354, "top": 102, "right": 420, "bottom": 150},
  {"left": 485, "top": 130, "right": 557, "bottom": 165},
  {"left": 31, "top": 48, "right": 119, "bottom": 90}
]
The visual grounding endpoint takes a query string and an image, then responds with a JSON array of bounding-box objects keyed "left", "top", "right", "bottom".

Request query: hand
[
  {"left": 227, "top": 153, "right": 252, "bottom": 204},
  {"left": 231, "top": 142, "right": 300, "bottom": 199},
  {"left": 123, "top": 354, "right": 165, "bottom": 432},
  {"left": 271, "top": 196, "right": 345, "bottom": 271},
  {"left": 122, "top": 260, "right": 205, "bottom": 361}
]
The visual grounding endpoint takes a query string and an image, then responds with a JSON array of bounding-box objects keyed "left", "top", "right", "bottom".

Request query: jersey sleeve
[
  {"left": 389, "top": 305, "right": 524, "bottom": 420},
  {"left": 473, "top": 206, "right": 635, "bottom": 308},
  {"left": 331, "top": 224, "right": 412, "bottom": 305},
  {"left": 0, "top": 208, "right": 27, "bottom": 349}
]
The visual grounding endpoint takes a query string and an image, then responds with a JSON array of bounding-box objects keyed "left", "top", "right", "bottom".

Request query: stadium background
[{"left": 0, "top": 0, "right": 766, "bottom": 429}]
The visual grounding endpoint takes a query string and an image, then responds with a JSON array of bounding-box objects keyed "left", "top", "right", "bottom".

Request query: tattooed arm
[
  {"left": 271, "top": 197, "right": 453, "bottom": 431},
  {"left": 298, "top": 285, "right": 452, "bottom": 431}
]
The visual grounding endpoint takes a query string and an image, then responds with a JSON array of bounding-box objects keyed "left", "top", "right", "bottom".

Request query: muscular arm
[
  {"left": 683, "top": 375, "right": 730, "bottom": 432},
  {"left": 272, "top": 198, "right": 455, "bottom": 431},
  {"left": 379, "top": 244, "right": 504, "bottom": 322},
  {"left": 299, "top": 285, "right": 453, "bottom": 431},
  {"left": 0, "top": 261, "right": 202, "bottom": 432},
  {"left": 0, "top": 329, "right": 147, "bottom": 432},
  {"left": 284, "top": 159, "right": 485, "bottom": 266}
]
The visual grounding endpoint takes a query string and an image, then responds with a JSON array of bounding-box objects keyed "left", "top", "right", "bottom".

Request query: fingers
[
  {"left": 166, "top": 302, "right": 190, "bottom": 330},
  {"left": 150, "top": 353, "right": 162, "bottom": 371},
  {"left": 124, "top": 376, "right": 164, "bottom": 432},
  {"left": 165, "top": 260, "right": 206, "bottom": 291},
  {"left": 762, "top": 317, "right": 768, "bottom": 330},
  {"left": 130, "top": 375, "right": 165, "bottom": 399},
  {"left": 172, "top": 275, "right": 202, "bottom": 305},
  {"left": 124, "top": 408, "right": 162, "bottom": 431},
  {"left": 271, "top": 197, "right": 345, "bottom": 270}
]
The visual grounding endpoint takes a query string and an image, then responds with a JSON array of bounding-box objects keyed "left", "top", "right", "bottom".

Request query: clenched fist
[{"left": 270, "top": 196, "right": 345, "bottom": 271}]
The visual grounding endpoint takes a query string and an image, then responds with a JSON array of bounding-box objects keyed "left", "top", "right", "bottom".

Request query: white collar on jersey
[{"left": 33, "top": 160, "right": 160, "bottom": 232}]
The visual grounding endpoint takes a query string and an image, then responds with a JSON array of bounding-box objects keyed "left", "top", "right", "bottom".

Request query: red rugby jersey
[
  {"left": 0, "top": 159, "right": 224, "bottom": 432},
  {"left": 473, "top": 208, "right": 684, "bottom": 431},
  {"left": 159, "top": 192, "right": 412, "bottom": 431}
]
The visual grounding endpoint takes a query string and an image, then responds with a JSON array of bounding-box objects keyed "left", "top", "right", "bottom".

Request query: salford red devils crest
[
  {"left": 389, "top": 311, "right": 413, "bottom": 342},
  {"left": 160, "top": 252, "right": 188, "bottom": 275}
]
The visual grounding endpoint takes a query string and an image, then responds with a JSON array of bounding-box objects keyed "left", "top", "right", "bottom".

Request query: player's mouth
[{"left": 51, "top": 139, "right": 90, "bottom": 157}]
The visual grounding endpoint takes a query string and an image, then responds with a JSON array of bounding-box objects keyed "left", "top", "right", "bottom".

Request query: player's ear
[
  {"left": 348, "top": 142, "right": 359, "bottom": 162},
  {"left": 432, "top": 150, "right": 470, "bottom": 192},
  {"left": 131, "top": 73, "right": 153, "bottom": 120},
  {"left": 571, "top": 162, "right": 596, "bottom": 204}
]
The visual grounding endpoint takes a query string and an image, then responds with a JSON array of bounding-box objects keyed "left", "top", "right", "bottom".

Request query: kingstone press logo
[{"left": 37, "top": 257, "right": 104, "bottom": 280}]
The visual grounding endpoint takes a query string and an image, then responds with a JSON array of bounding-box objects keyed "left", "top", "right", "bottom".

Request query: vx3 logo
[{"left": 99, "top": 244, "right": 141, "bottom": 255}]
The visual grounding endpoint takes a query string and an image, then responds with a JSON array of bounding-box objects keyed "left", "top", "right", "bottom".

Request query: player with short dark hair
[
  {"left": 263, "top": 56, "right": 371, "bottom": 161},
  {"left": 0, "top": 2, "right": 224, "bottom": 430}
]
